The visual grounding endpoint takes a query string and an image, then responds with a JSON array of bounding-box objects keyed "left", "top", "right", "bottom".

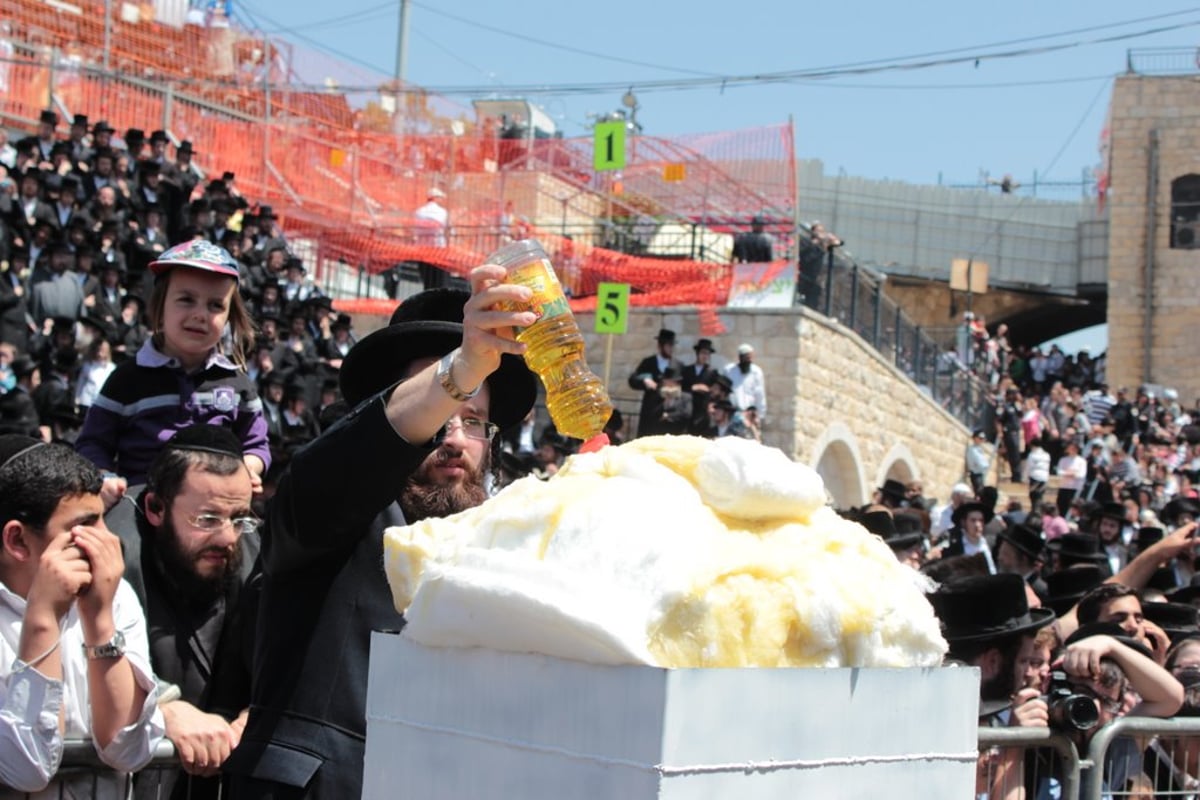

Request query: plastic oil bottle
[{"left": 489, "top": 239, "right": 613, "bottom": 440}]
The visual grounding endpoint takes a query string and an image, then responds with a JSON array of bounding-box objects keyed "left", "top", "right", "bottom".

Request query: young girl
[{"left": 76, "top": 240, "right": 269, "bottom": 501}]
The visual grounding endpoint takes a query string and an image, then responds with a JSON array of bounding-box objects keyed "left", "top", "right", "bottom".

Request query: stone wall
[
  {"left": 1106, "top": 75, "right": 1200, "bottom": 399},
  {"left": 577, "top": 306, "right": 971, "bottom": 507}
]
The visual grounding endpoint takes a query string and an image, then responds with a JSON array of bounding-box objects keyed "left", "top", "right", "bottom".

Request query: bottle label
[{"left": 508, "top": 258, "right": 570, "bottom": 331}]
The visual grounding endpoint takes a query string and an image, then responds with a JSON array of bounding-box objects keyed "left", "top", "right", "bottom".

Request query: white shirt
[
  {"left": 1057, "top": 454, "right": 1087, "bottom": 491},
  {"left": 414, "top": 201, "right": 448, "bottom": 247},
  {"left": 724, "top": 362, "right": 767, "bottom": 418},
  {"left": 75, "top": 360, "right": 117, "bottom": 409},
  {"left": 1024, "top": 447, "right": 1051, "bottom": 483},
  {"left": 0, "top": 580, "right": 165, "bottom": 798}
]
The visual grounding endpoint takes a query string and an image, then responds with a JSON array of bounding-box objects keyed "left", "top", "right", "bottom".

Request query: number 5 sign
[{"left": 595, "top": 282, "right": 630, "bottom": 334}]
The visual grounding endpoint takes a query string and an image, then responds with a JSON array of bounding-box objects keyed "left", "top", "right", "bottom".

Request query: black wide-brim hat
[
  {"left": 952, "top": 500, "right": 994, "bottom": 526},
  {"left": 1045, "top": 532, "right": 1109, "bottom": 562},
  {"left": 1043, "top": 564, "right": 1106, "bottom": 616},
  {"left": 1143, "top": 601, "right": 1200, "bottom": 644},
  {"left": 339, "top": 289, "right": 537, "bottom": 431},
  {"left": 1162, "top": 497, "right": 1200, "bottom": 526},
  {"left": 996, "top": 522, "right": 1046, "bottom": 562},
  {"left": 929, "top": 573, "right": 1055, "bottom": 644}
]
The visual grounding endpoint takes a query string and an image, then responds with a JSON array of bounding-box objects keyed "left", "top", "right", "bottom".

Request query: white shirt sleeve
[
  {"left": 90, "top": 580, "right": 166, "bottom": 773},
  {"left": 0, "top": 661, "right": 65, "bottom": 792}
]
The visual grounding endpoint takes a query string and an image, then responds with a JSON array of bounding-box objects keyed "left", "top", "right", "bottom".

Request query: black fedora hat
[
  {"left": 1046, "top": 533, "right": 1109, "bottom": 564},
  {"left": 1093, "top": 502, "right": 1128, "bottom": 524},
  {"left": 952, "top": 500, "right": 994, "bottom": 526},
  {"left": 1144, "top": 602, "right": 1200, "bottom": 644},
  {"left": 1043, "top": 565, "right": 1107, "bottom": 616},
  {"left": 878, "top": 478, "right": 908, "bottom": 503},
  {"left": 338, "top": 289, "right": 537, "bottom": 430},
  {"left": 1162, "top": 497, "right": 1200, "bottom": 527},
  {"left": 693, "top": 338, "right": 715, "bottom": 353},
  {"left": 655, "top": 328, "right": 676, "bottom": 344},
  {"left": 929, "top": 573, "right": 1055, "bottom": 643},
  {"left": 1135, "top": 526, "right": 1165, "bottom": 551},
  {"left": 39, "top": 109, "right": 58, "bottom": 126},
  {"left": 1169, "top": 575, "right": 1200, "bottom": 607},
  {"left": 711, "top": 373, "right": 733, "bottom": 394},
  {"left": 92, "top": 120, "right": 115, "bottom": 134},
  {"left": 997, "top": 522, "right": 1046, "bottom": 562},
  {"left": 860, "top": 510, "right": 923, "bottom": 552}
]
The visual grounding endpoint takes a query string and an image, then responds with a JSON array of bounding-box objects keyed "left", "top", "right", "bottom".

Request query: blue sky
[{"left": 234, "top": 1, "right": 1200, "bottom": 189}]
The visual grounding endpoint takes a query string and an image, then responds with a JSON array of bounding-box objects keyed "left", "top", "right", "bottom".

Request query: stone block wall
[{"left": 1107, "top": 75, "right": 1200, "bottom": 399}]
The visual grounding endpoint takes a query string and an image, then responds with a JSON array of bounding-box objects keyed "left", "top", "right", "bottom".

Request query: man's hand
[
  {"left": 454, "top": 265, "right": 536, "bottom": 391},
  {"left": 1142, "top": 619, "right": 1171, "bottom": 666},
  {"left": 1009, "top": 687, "right": 1048, "bottom": 728},
  {"left": 161, "top": 701, "right": 239, "bottom": 777},
  {"left": 1059, "top": 635, "right": 1115, "bottom": 680},
  {"left": 25, "top": 531, "right": 93, "bottom": 624},
  {"left": 71, "top": 525, "right": 124, "bottom": 624}
]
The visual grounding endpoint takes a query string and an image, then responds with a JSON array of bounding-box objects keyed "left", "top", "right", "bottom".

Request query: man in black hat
[
  {"left": 995, "top": 522, "right": 1048, "bottom": 598},
  {"left": 68, "top": 113, "right": 91, "bottom": 164},
  {"left": 163, "top": 140, "right": 201, "bottom": 197},
  {"left": 628, "top": 327, "right": 682, "bottom": 438},
  {"left": 28, "top": 241, "right": 84, "bottom": 328},
  {"left": 0, "top": 356, "right": 42, "bottom": 437},
  {"left": 730, "top": 214, "right": 773, "bottom": 264},
  {"left": 682, "top": 337, "right": 719, "bottom": 435},
  {"left": 1091, "top": 501, "right": 1131, "bottom": 576},
  {"left": 104, "top": 424, "right": 260, "bottom": 798},
  {"left": 876, "top": 478, "right": 909, "bottom": 510},
  {"left": 35, "top": 109, "right": 58, "bottom": 161},
  {"left": 224, "top": 267, "right": 539, "bottom": 798},
  {"left": 941, "top": 499, "right": 996, "bottom": 572}
]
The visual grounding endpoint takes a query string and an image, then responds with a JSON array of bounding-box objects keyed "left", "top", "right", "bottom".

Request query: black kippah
[
  {"left": 0, "top": 435, "right": 44, "bottom": 470},
  {"left": 167, "top": 425, "right": 244, "bottom": 458}
]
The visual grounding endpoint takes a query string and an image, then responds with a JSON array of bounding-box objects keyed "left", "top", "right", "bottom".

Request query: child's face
[{"left": 160, "top": 268, "right": 236, "bottom": 369}]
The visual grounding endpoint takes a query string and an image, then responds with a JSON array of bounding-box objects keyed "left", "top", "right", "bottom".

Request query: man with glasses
[
  {"left": 225, "top": 280, "right": 538, "bottom": 799},
  {"left": 106, "top": 424, "right": 260, "bottom": 799}
]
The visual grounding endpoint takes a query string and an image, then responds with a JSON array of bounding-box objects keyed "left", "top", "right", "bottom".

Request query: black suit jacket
[
  {"left": 681, "top": 362, "right": 720, "bottom": 434},
  {"left": 627, "top": 354, "right": 682, "bottom": 438}
]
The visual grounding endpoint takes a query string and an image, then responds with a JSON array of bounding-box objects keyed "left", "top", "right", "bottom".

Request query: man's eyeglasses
[
  {"left": 187, "top": 513, "right": 260, "bottom": 535},
  {"left": 442, "top": 416, "right": 499, "bottom": 442},
  {"left": 1072, "top": 684, "right": 1124, "bottom": 715}
]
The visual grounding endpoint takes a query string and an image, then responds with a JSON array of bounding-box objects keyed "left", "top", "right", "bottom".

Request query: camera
[{"left": 1044, "top": 670, "right": 1099, "bottom": 732}]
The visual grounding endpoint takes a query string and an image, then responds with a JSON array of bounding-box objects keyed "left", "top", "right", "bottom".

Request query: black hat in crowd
[
  {"left": 711, "top": 373, "right": 733, "bottom": 394},
  {"left": 860, "top": 510, "right": 923, "bottom": 552},
  {"left": 1169, "top": 575, "right": 1200, "bottom": 607},
  {"left": 338, "top": 289, "right": 537, "bottom": 429},
  {"left": 693, "top": 338, "right": 715, "bottom": 353},
  {"left": 952, "top": 500, "right": 994, "bottom": 526},
  {"left": 655, "top": 328, "right": 676, "bottom": 344},
  {"left": 1043, "top": 565, "right": 1106, "bottom": 616},
  {"left": 1135, "top": 526, "right": 1165, "bottom": 553},
  {"left": 996, "top": 523, "right": 1045, "bottom": 562},
  {"left": 71, "top": 114, "right": 88, "bottom": 129},
  {"left": 149, "top": 129, "right": 169, "bottom": 144},
  {"left": 878, "top": 478, "right": 908, "bottom": 504},
  {"left": 78, "top": 311, "right": 116, "bottom": 343},
  {"left": 39, "top": 109, "right": 58, "bottom": 126},
  {"left": 177, "top": 140, "right": 195, "bottom": 155},
  {"left": 1148, "top": 567, "right": 1181, "bottom": 594},
  {"left": 1093, "top": 502, "right": 1128, "bottom": 525},
  {"left": 166, "top": 424, "right": 244, "bottom": 458},
  {"left": 1143, "top": 602, "right": 1200, "bottom": 644},
  {"left": 0, "top": 435, "right": 44, "bottom": 470},
  {"left": 92, "top": 120, "right": 115, "bottom": 134},
  {"left": 1065, "top": 621, "right": 1154, "bottom": 660},
  {"left": 1046, "top": 533, "right": 1110, "bottom": 566},
  {"left": 257, "top": 205, "right": 278, "bottom": 220},
  {"left": 929, "top": 573, "right": 1055, "bottom": 644},
  {"left": 1162, "top": 497, "right": 1200, "bottom": 527},
  {"left": 10, "top": 356, "right": 38, "bottom": 380},
  {"left": 125, "top": 128, "right": 145, "bottom": 145}
]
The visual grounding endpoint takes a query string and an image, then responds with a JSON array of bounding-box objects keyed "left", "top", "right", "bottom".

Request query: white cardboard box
[{"left": 364, "top": 632, "right": 979, "bottom": 799}]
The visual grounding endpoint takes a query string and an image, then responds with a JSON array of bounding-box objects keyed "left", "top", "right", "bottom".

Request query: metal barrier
[
  {"left": 977, "top": 727, "right": 1082, "bottom": 800},
  {"left": 11, "top": 739, "right": 189, "bottom": 799},
  {"left": 1084, "top": 716, "right": 1200, "bottom": 800}
]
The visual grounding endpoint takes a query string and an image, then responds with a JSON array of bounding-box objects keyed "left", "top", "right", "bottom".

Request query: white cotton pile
[{"left": 383, "top": 435, "right": 947, "bottom": 668}]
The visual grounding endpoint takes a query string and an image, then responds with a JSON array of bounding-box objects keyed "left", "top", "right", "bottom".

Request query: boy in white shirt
[{"left": 0, "top": 435, "right": 163, "bottom": 797}]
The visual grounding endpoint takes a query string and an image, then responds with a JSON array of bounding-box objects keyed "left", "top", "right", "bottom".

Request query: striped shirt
[{"left": 76, "top": 340, "right": 270, "bottom": 484}]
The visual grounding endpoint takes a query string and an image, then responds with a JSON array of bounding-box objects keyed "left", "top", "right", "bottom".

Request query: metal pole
[
  {"left": 162, "top": 83, "right": 173, "bottom": 133},
  {"left": 848, "top": 266, "right": 859, "bottom": 331},
  {"left": 871, "top": 281, "right": 882, "bottom": 349},
  {"left": 395, "top": 0, "right": 411, "bottom": 84},
  {"left": 823, "top": 247, "right": 835, "bottom": 317},
  {"left": 894, "top": 303, "right": 902, "bottom": 369},
  {"left": 262, "top": 33, "right": 271, "bottom": 185},
  {"left": 47, "top": 47, "right": 57, "bottom": 105}
]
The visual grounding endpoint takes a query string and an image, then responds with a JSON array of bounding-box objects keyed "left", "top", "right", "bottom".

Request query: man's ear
[
  {"left": 2, "top": 520, "right": 34, "bottom": 562},
  {"left": 144, "top": 493, "right": 165, "bottom": 527}
]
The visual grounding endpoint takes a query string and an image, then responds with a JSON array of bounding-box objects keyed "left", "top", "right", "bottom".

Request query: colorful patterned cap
[{"left": 149, "top": 240, "right": 240, "bottom": 280}]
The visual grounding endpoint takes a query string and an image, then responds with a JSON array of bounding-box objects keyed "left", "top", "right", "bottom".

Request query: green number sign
[
  {"left": 593, "top": 121, "right": 626, "bottom": 171},
  {"left": 595, "top": 282, "right": 630, "bottom": 334}
]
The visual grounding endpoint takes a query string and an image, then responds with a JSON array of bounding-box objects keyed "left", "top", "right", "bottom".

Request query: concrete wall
[
  {"left": 578, "top": 306, "right": 971, "bottom": 508},
  {"left": 1106, "top": 76, "right": 1200, "bottom": 401}
]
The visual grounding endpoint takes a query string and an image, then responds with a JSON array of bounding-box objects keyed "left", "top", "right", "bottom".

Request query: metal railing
[{"left": 1126, "top": 47, "right": 1200, "bottom": 76}]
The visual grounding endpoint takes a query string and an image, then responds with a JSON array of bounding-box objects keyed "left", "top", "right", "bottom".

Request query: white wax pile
[{"left": 383, "top": 435, "right": 947, "bottom": 668}]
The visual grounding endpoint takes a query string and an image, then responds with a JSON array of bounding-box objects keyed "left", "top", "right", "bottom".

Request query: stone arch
[
  {"left": 810, "top": 422, "right": 868, "bottom": 509},
  {"left": 876, "top": 442, "right": 920, "bottom": 491}
]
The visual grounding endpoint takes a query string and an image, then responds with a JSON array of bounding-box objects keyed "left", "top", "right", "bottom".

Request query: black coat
[
  {"left": 681, "top": 361, "right": 719, "bottom": 435},
  {"left": 627, "top": 354, "right": 682, "bottom": 438},
  {"left": 224, "top": 395, "right": 432, "bottom": 799},
  {"left": 0, "top": 271, "right": 32, "bottom": 351}
]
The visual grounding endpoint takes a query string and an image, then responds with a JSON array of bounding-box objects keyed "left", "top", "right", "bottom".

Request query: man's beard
[
  {"left": 737, "top": 359, "right": 751, "bottom": 374},
  {"left": 400, "top": 448, "right": 490, "bottom": 523},
  {"left": 979, "top": 644, "right": 1020, "bottom": 702},
  {"left": 155, "top": 516, "right": 243, "bottom": 606}
]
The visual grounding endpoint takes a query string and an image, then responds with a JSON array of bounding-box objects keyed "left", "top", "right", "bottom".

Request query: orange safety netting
[{"left": 2, "top": 2, "right": 796, "bottom": 331}]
